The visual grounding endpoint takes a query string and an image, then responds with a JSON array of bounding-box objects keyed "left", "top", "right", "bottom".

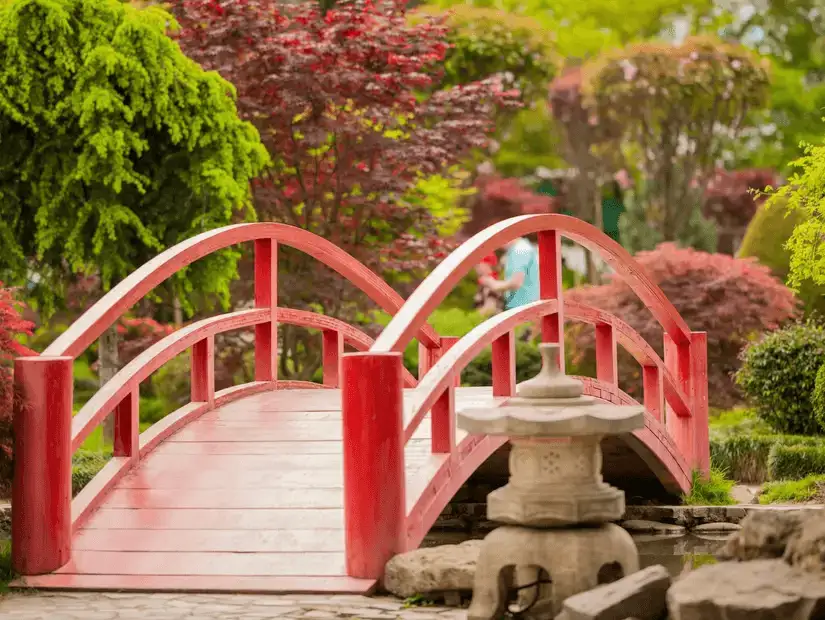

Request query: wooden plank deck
[{"left": 18, "top": 386, "right": 500, "bottom": 594}]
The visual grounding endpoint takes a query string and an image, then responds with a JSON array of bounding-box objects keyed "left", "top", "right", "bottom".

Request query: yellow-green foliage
[
  {"left": 739, "top": 199, "right": 825, "bottom": 314},
  {"left": 0, "top": 0, "right": 268, "bottom": 312},
  {"left": 765, "top": 142, "right": 825, "bottom": 293},
  {"left": 761, "top": 475, "right": 825, "bottom": 504},
  {"left": 405, "top": 170, "right": 475, "bottom": 237}
]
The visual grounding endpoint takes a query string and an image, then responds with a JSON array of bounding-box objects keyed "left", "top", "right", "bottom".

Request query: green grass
[
  {"left": 78, "top": 421, "right": 153, "bottom": 452},
  {"left": 682, "top": 468, "right": 736, "bottom": 506},
  {"left": 760, "top": 475, "right": 825, "bottom": 504},
  {"left": 0, "top": 540, "right": 12, "bottom": 593},
  {"left": 709, "top": 407, "right": 772, "bottom": 436}
]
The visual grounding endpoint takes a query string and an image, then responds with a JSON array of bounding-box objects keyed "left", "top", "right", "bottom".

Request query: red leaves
[
  {"left": 463, "top": 174, "right": 557, "bottom": 236},
  {"left": 565, "top": 244, "right": 798, "bottom": 406}
]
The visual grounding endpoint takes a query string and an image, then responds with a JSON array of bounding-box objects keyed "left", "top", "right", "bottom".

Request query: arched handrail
[
  {"left": 404, "top": 300, "right": 690, "bottom": 442},
  {"left": 45, "top": 222, "right": 439, "bottom": 358},
  {"left": 276, "top": 308, "right": 417, "bottom": 388},
  {"left": 372, "top": 214, "right": 690, "bottom": 354}
]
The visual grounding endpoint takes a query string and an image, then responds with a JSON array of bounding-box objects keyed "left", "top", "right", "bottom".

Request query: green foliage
[
  {"left": 0, "top": 0, "right": 268, "bottom": 313},
  {"left": 0, "top": 539, "right": 11, "bottom": 592},
  {"left": 735, "top": 322, "right": 825, "bottom": 435},
  {"left": 493, "top": 101, "right": 567, "bottom": 179},
  {"left": 768, "top": 444, "right": 825, "bottom": 480},
  {"left": 764, "top": 143, "right": 825, "bottom": 293},
  {"left": 72, "top": 449, "right": 110, "bottom": 495},
  {"left": 415, "top": 5, "right": 556, "bottom": 99},
  {"left": 738, "top": 199, "right": 825, "bottom": 316},
  {"left": 760, "top": 475, "right": 825, "bottom": 504},
  {"left": 462, "top": 341, "right": 544, "bottom": 387},
  {"left": 682, "top": 468, "right": 736, "bottom": 506},
  {"left": 404, "top": 171, "right": 474, "bottom": 237},
  {"left": 814, "top": 363, "right": 825, "bottom": 432}
]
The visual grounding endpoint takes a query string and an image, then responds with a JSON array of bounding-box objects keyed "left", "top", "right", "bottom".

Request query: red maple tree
[
  {"left": 565, "top": 244, "right": 798, "bottom": 407},
  {"left": 0, "top": 283, "right": 35, "bottom": 494},
  {"left": 462, "top": 174, "right": 557, "bottom": 237},
  {"left": 172, "top": 0, "right": 518, "bottom": 377}
]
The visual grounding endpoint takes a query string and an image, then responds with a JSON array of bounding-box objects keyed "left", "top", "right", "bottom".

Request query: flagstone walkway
[{"left": 0, "top": 592, "right": 467, "bottom": 620}]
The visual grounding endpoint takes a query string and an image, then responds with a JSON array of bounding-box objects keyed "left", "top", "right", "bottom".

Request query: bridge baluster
[
  {"left": 191, "top": 335, "right": 215, "bottom": 406},
  {"left": 642, "top": 365, "right": 664, "bottom": 422},
  {"left": 690, "top": 332, "right": 710, "bottom": 476},
  {"left": 11, "top": 356, "right": 73, "bottom": 575},
  {"left": 492, "top": 331, "right": 516, "bottom": 397},
  {"left": 664, "top": 333, "right": 694, "bottom": 469},
  {"left": 431, "top": 385, "right": 455, "bottom": 454},
  {"left": 595, "top": 322, "right": 618, "bottom": 385},
  {"left": 254, "top": 238, "right": 278, "bottom": 383},
  {"left": 113, "top": 390, "right": 139, "bottom": 459},
  {"left": 538, "top": 230, "right": 565, "bottom": 371},
  {"left": 341, "top": 351, "right": 405, "bottom": 579},
  {"left": 322, "top": 329, "right": 344, "bottom": 387}
]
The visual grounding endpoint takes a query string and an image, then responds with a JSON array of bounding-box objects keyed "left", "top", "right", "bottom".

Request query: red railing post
[
  {"left": 113, "top": 390, "right": 139, "bottom": 459},
  {"left": 664, "top": 333, "right": 694, "bottom": 469},
  {"left": 12, "top": 356, "right": 73, "bottom": 575},
  {"left": 191, "top": 335, "right": 215, "bottom": 406},
  {"left": 341, "top": 351, "right": 405, "bottom": 578},
  {"left": 690, "top": 331, "right": 709, "bottom": 476},
  {"left": 538, "top": 230, "right": 565, "bottom": 371},
  {"left": 254, "top": 238, "right": 278, "bottom": 383},
  {"left": 322, "top": 329, "right": 344, "bottom": 387},
  {"left": 643, "top": 365, "right": 664, "bottom": 422},
  {"left": 431, "top": 336, "right": 459, "bottom": 454},
  {"left": 595, "top": 323, "right": 618, "bottom": 385},
  {"left": 492, "top": 331, "right": 516, "bottom": 397}
]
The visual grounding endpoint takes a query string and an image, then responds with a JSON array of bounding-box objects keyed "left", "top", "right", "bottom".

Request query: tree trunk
[
  {"left": 173, "top": 295, "right": 183, "bottom": 327},
  {"left": 98, "top": 324, "right": 120, "bottom": 446}
]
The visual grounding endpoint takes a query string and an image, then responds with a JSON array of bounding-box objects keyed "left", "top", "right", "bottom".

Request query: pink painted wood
[
  {"left": 191, "top": 336, "right": 215, "bottom": 406},
  {"left": 254, "top": 239, "right": 278, "bottom": 383},
  {"left": 595, "top": 322, "right": 618, "bottom": 385},
  {"left": 322, "top": 330, "right": 344, "bottom": 388},
  {"left": 431, "top": 337, "right": 459, "bottom": 455},
  {"left": 538, "top": 230, "right": 565, "bottom": 369},
  {"left": 643, "top": 366, "right": 664, "bottom": 422},
  {"left": 691, "top": 332, "right": 710, "bottom": 475},
  {"left": 113, "top": 391, "right": 139, "bottom": 460},
  {"left": 665, "top": 333, "right": 694, "bottom": 468}
]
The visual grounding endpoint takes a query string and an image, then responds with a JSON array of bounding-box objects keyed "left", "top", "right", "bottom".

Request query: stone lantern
[{"left": 458, "top": 343, "right": 645, "bottom": 619}]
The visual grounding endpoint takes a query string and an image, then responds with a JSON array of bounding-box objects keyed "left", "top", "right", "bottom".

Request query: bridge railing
[
  {"left": 11, "top": 223, "right": 430, "bottom": 577},
  {"left": 341, "top": 214, "right": 708, "bottom": 579}
]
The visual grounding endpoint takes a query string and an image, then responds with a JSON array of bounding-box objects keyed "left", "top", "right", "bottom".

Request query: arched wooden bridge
[{"left": 11, "top": 215, "right": 708, "bottom": 594}]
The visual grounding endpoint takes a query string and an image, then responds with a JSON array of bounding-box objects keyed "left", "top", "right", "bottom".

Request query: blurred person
[
  {"left": 474, "top": 253, "right": 504, "bottom": 317},
  {"left": 479, "top": 237, "right": 539, "bottom": 339}
]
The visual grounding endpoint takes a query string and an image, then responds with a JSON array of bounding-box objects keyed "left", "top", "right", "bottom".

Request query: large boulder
[
  {"left": 383, "top": 540, "right": 481, "bottom": 599},
  {"left": 667, "top": 559, "right": 825, "bottom": 620},
  {"left": 784, "top": 514, "right": 825, "bottom": 572},
  {"left": 717, "top": 509, "right": 820, "bottom": 561}
]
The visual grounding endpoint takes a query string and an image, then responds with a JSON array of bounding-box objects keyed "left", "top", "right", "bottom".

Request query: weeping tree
[
  {"left": 581, "top": 36, "right": 771, "bottom": 252},
  {"left": 0, "top": 0, "right": 268, "bottom": 438}
]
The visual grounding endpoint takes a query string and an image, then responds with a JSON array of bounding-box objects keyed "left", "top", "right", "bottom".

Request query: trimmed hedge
[
  {"left": 710, "top": 433, "right": 824, "bottom": 483},
  {"left": 72, "top": 450, "right": 110, "bottom": 496},
  {"left": 768, "top": 444, "right": 825, "bottom": 480},
  {"left": 814, "top": 362, "right": 825, "bottom": 432}
]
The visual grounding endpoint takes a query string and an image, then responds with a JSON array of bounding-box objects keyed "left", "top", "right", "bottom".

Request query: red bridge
[{"left": 10, "top": 215, "right": 708, "bottom": 594}]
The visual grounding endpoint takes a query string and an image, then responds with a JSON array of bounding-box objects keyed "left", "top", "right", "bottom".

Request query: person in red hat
[{"left": 474, "top": 253, "right": 504, "bottom": 316}]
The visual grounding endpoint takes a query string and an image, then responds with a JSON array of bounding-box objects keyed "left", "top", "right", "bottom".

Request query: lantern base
[{"left": 467, "top": 524, "right": 639, "bottom": 620}]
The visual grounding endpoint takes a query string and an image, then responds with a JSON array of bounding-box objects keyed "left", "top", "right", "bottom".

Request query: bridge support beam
[
  {"left": 341, "top": 352, "right": 405, "bottom": 579},
  {"left": 12, "top": 356, "right": 73, "bottom": 575},
  {"left": 691, "top": 332, "right": 709, "bottom": 476}
]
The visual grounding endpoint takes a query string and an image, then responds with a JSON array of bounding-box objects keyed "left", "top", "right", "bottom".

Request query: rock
[
  {"left": 0, "top": 502, "right": 9, "bottom": 539},
  {"left": 667, "top": 559, "right": 825, "bottom": 620},
  {"left": 730, "top": 485, "right": 759, "bottom": 505},
  {"left": 691, "top": 522, "right": 741, "bottom": 534},
  {"left": 784, "top": 513, "right": 825, "bottom": 572},
  {"left": 555, "top": 565, "right": 671, "bottom": 620},
  {"left": 717, "top": 510, "right": 817, "bottom": 561},
  {"left": 621, "top": 520, "right": 685, "bottom": 536},
  {"left": 383, "top": 540, "right": 481, "bottom": 599}
]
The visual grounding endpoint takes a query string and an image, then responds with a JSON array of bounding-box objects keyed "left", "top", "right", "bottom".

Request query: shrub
[
  {"left": 760, "top": 475, "right": 825, "bottom": 504},
  {"left": 71, "top": 450, "right": 110, "bottom": 496},
  {"left": 463, "top": 342, "right": 544, "bottom": 387},
  {"left": 710, "top": 434, "right": 779, "bottom": 484},
  {"left": 814, "top": 363, "right": 825, "bottom": 432},
  {"left": 768, "top": 444, "right": 825, "bottom": 480},
  {"left": 736, "top": 322, "right": 825, "bottom": 435},
  {"left": 739, "top": 198, "right": 825, "bottom": 316},
  {"left": 566, "top": 244, "right": 798, "bottom": 407}
]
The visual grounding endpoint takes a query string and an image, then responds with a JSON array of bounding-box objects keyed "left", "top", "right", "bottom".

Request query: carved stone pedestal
[{"left": 467, "top": 524, "right": 640, "bottom": 620}]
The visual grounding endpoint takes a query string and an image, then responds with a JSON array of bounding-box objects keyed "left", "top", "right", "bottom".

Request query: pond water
[{"left": 422, "top": 530, "right": 729, "bottom": 577}]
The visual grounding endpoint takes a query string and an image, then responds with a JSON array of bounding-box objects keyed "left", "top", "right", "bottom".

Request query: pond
[{"left": 422, "top": 530, "right": 729, "bottom": 577}]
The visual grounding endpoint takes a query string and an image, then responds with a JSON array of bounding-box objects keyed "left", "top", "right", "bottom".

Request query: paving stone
[
  {"left": 621, "top": 520, "right": 685, "bottom": 536},
  {"left": 691, "top": 522, "right": 741, "bottom": 534}
]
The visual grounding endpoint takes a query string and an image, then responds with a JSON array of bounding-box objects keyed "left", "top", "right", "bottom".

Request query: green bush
[
  {"left": 735, "top": 322, "right": 825, "bottom": 435},
  {"left": 814, "top": 363, "right": 825, "bottom": 432},
  {"left": 72, "top": 450, "right": 110, "bottom": 496},
  {"left": 768, "top": 444, "right": 825, "bottom": 480},
  {"left": 711, "top": 432, "right": 825, "bottom": 483},
  {"left": 463, "top": 341, "right": 544, "bottom": 387}
]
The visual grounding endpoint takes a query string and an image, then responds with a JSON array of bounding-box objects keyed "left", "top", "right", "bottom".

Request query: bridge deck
[{"left": 17, "top": 387, "right": 502, "bottom": 594}]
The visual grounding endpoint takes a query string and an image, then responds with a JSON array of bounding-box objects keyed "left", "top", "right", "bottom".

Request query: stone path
[{"left": 0, "top": 592, "right": 466, "bottom": 620}]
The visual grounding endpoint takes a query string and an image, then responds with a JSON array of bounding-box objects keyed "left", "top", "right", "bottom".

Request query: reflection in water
[{"left": 422, "top": 531, "right": 729, "bottom": 577}]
